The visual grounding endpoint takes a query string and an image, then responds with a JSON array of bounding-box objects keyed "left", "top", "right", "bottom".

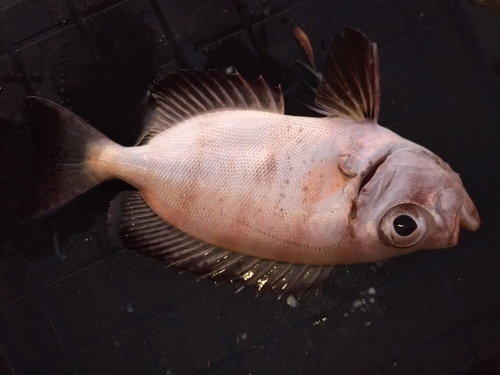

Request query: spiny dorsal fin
[
  {"left": 137, "top": 70, "right": 284, "bottom": 145},
  {"left": 315, "top": 27, "right": 380, "bottom": 123},
  {"left": 108, "top": 191, "right": 333, "bottom": 297}
]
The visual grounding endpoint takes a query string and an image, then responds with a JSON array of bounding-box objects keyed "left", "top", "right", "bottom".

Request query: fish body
[
  {"left": 91, "top": 111, "right": 423, "bottom": 265},
  {"left": 26, "top": 28, "right": 480, "bottom": 295}
]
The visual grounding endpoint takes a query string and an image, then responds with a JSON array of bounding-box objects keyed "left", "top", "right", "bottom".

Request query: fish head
[{"left": 346, "top": 146, "right": 480, "bottom": 262}]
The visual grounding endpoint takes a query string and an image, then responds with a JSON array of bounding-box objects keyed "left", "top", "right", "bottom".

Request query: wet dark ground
[{"left": 0, "top": 0, "right": 499, "bottom": 374}]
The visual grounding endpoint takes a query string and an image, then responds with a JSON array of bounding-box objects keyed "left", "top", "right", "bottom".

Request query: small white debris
[
  {"left": 343, "top": 312, "right": 349, "bottom": 317},
  {"left": 125, "top": 303, "right": 135, "bottom": 313},
  {"left": 352, "top": 300, "right": 363, "bottom": 308},
  {"left": 287, "top": 294, "right": 298, "bottom": 307},
  {"left": 363, "top": 320, "right": 371, "bottom": 326},
  {"left": 351, "top": 294, "right": 377, "bottom": 313},
  {"left": 236, "top": 332, "right": 247, "bottom": 343},
  {"left": 312, "top": 317, "right": 328, "bottom": 326}
]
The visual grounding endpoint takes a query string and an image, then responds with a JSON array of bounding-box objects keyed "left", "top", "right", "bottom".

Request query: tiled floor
[{"left": 0, "top": 0, "right": 499, "bottom": 374}]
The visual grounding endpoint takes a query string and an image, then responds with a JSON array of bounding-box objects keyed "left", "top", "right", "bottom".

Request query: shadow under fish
[{"left": 24, "top": 28, "right": 480, "bottom": 297}]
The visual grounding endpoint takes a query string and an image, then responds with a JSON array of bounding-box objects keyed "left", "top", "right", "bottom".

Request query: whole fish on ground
[{"left": 26, "top": 28, "right": 480, "bottom": 296}]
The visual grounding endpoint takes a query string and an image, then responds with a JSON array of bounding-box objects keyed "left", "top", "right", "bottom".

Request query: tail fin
[{"left": 25, "top": 97, "right": 112, "bottom": 218}]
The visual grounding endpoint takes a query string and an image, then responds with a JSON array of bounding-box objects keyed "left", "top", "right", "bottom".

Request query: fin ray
[
  {"left": 137, "top": 70, "right": 284, "bottom": 145},
  {"left": 314, "top": 27, "right": 380, "bottom": 123}
]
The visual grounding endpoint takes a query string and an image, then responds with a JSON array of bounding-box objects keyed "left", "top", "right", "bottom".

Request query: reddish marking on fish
[
  {"left": 349, "top": 199, "right": 357, "bottom": 220},
  {"left": 194, "top": 132, "right": 210, "bottom": 151},
  {"left": 302, "top": 159, "right": 347, "bottom": 204},
  {"left": 253, "top": 152, "right": 278, "bottom": 184},
  {"left": 346, "top": 199, "right": 358, "bottom": 241}
]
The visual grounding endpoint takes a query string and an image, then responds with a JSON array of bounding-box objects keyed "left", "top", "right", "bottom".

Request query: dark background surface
[{"left": 0, "top": 0, "right": 499, "bottom": 374}]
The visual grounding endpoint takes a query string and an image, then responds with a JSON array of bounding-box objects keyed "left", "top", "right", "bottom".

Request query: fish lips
[
  {"left": 425, "top": 171, "right": 480, "bottom": 235},
  {"left": 459, "top": 195, "right": 480, "bottom": 231},
  {"left": 430, "top": 186, "right": 465, "bottom": 247},
  {"left": 423, "top": 186, "right": 478, "bottom": 248}
]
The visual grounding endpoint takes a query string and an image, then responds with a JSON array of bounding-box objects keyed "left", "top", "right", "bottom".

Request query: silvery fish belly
[{"left": 26, "top": 28, "right": 480, "bottom": 296}]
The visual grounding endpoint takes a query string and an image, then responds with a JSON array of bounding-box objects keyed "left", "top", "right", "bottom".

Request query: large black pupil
[{"left": 393, "top": 215, "right": 417, "bottom": 236}]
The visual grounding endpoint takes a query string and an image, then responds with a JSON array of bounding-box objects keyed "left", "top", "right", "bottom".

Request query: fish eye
[
  {"left": 380, "top": 205, "right": 427, "bottom": 248},
  {"left": 393, "top": 215, "right": 417, "bottom": 236}
]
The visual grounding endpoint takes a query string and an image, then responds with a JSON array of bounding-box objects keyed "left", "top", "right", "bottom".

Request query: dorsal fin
[
  {"left": 137, "top": 70, "right": 284, "bottom": 145},
  {"left": 108, "top": 191, "right": 333, "bottom": 297},
  {"left": 315, "top": 27, "right": 380, "bottom": 123}
]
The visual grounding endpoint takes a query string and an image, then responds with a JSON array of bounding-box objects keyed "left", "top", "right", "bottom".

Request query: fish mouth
[
  {"left": 358, "top": 154, "right": 389, "bottom": 193},
  {"left": 459, "top": 204, "right": 480, "bottom": 231},
  {"left": 432, "top": 185, "right": 480, "bottom": 247}
]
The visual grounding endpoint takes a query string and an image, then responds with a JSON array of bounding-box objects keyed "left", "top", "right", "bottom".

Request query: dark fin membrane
[
  {"left": 315, "top": 27, "right": 380, "bottom": 123},
  {"left": 24, "top": 97, "right": 110, "bottom": 218},
  {"left": 108, "top": 191, "right": 334, "bottom": 297},
  {"left": 137, "top": 69, "right": 284, "bottom": 145}
]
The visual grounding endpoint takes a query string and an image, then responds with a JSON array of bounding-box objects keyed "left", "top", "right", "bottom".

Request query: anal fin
[{"left": 108, "top": 191, "right": 334, "bottom": 296}]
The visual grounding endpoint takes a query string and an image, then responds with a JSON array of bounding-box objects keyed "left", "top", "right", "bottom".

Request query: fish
[{"left": 25, "top": 28, "right": 480, "bottom": 296}]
